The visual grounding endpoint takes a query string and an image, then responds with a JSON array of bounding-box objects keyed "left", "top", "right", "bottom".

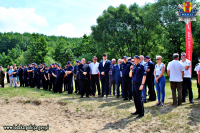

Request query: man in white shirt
[
  {"left": 89, "top": 56, "right": 101, "bottom": 97},
  {"left": 179, "top": 52, "right": 194, "bottom": 103},
  {"left": 194, "top": 57, "right": 200, "bottom": 99},
  {"left": 167, "top": 53, "right": 184, "bottom": 106}
]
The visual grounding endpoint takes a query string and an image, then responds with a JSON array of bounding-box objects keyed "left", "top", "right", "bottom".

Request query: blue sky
[{"left": 0, "top": 0, "right": 198, "bottom": 37}]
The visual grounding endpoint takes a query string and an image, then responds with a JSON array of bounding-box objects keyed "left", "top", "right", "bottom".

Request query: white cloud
[
  {"left": 0, "top": 7, "right": 48, "bottom": 33},
  {"left": 50, "top": 23, "right": 86, "bottom": 37}
]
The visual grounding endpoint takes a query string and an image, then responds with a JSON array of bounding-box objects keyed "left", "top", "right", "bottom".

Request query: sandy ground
[{"left": 0, "top": 97, "right": 133, "bottom": 133}]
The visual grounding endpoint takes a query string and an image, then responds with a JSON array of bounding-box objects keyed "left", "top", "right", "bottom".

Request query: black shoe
[
  {"left": 190, "top": 100, "right": 194, "bottom": 103},
  {"left": 101, "top": 95, "right": 104, "bottom": 98},
  {"left": 123, "top": 98, "right": 128, "bottom": 101},
  {"left": 182, "top": 100, "right": 186, "bottom": 103},
  {"left": 196, "top": 97, "right": 200, "bottom": 99},
  {"left": 80, "top": 96, "right": 83, "bottom": 98},
  {"left": 86, "top": 96, "right": 89, "bottom": 98},
  {"left": 136, "top": 115, "right": 144, "bottom": 119},
  {"left": 116, "top": 96, "right": 119, "bottom": 98},
  {"left": 106, "top": 95, "right": 108, "bottom": 98},
  {"left": 131, "top": 112, "right": 139, "bottom": 115},
  {"left": 122, "top": 96, "right": 124, "bottom": 98}
]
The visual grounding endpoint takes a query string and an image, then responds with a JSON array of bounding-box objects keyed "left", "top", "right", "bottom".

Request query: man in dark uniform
[
  {"left": 52, "top": 63, "right": 58, "bottom": 93},
  {"left": 129, "top": 55, "right": 146, "bottom": 118},
  {"left": 6, "top": 65, "right": 10, "bottom": 83},
  {"left": 74, "top": 60, "right": 79, "bottom": 93},
  {"left": 37, "top": 64, "right": 42, "bottom": 89},
  {"left": 27, "top": 64, "right": 33, "bottom": 87},
  {"left": 87, "top": 61, "right": 92, "bottom": 95},
  {"left": 120, "top": 56, "right": 133, "bottom": 101},
  {"left": 77, "top": 61, "right": 81, "bottom": 94},
  {"left": 65, "top": 62, "right": 74, "bottom": 94},
  {"left": 63, "top": 65, "right": 68, "bottom": 92},
  {"left": 41, "top": 63, "right": 46, "bottom": 89},
  {"left": 23, "top": 65, "right": 28, "bottom": 87},
  {"left": 49, "top": 64, "right": 54, "bottom": 91},
  {"left": 98, "top": 53, "right": 111, "bottom": 98},
  {"left": 53, "top": 65, "right": 65, "bottom": 93},
  {"left": 145, "top": 56, "right": 156, "bottom": 101},
  {"left": 32, "top": 64, "right": 38, "bottom": 88},
  {"left": 44, "top": 66, "right": 50, "bottom": 91},
  {"left": 18, "top": 65, "right": 23, "bottom": 87},
  {"left": 79, "top": 58, "right": 90, "bottom": 98}
]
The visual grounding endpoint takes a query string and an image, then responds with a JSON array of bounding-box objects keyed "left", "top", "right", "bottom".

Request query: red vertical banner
[{"left": 185, "top": 22, "right": 193, "bottom": 76}]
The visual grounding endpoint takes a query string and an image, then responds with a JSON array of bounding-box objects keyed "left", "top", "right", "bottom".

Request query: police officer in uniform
[
  {"left": 23, "top": 65, "right": 28, "bottom": 87},
  {"left": 63, "top": 65, "right": 68, "bottom": 92},
  {"left": 49, "top": 64, "right": 53, "bottom": 91},
  {"left": 44, "top": 66, "right": 50, "bottom": 91},
  {"left": 41, "top": 63, "right": 46, "bottom": 89},
  {"left": 74, "top": 60, "right": 79, "bottom": 93},
  {"left": 53, "top": 65, "right": 65, "bottom": 93},
  {"left": 77, "top": 61, "right": 81, "bottom": 94},
  {"left": 37, "top": 64, "right": 42, "bottom": 89},
  {"left": 27, "top": 64, "right": 33, "bottom": 87},
  {"left": 32, "top": 64, "right": 38, "bottom": 88},
  {"left": 52, "top": 63, "right": 58, "bottom": 92},
  {"left": 129, "top": 55, "right": 146, "bottom": 118},
  {"left": 79, "top": 58, "right": 90, "bottom": 98},
  {"left": 145, "top": 56, "right": 156, "bottom": 101},
  {"left": 65, "top": 62, "right": 74, "bottom": 94},
  {"left": 120, "top": 56, "right": 133, "bottom": 101},
  {"left": 18, "top": 65, "right": 23, "bottom": 87}
]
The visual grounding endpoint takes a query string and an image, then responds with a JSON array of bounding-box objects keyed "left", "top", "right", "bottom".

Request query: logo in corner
[{"left": 176, "top": 1, "right": 199, "bottom": 24}]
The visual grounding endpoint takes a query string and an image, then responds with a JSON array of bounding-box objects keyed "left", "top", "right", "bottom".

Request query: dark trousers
[
  {"left": 19, "top": 76, "right": 23, "bottom": 87},
  {"left": 33, "top": 75, "right": 38, "bottom": 88},
  {"left": 45, "top": 79, "right": 49, "bottom": 91},
  {"left": 146, "top": 75, "right": 156, "bottom": 100},
  {"left": 182, "top": 78, "right": 193, "bottom": 102},
  {"left": 109, "top": 75, "right": 115, "bottom": 95},
  {"left": 53, "top": 77, "right": 57, "bottom": 93},
  {"left": 24, "top": 76, "right": 28, "bottom": 87},
  {"left": 7, "top": 73, "right": 10, "bottom": 83},
  {"left": 116, "top": 78, "right": 123, "bottom": 97},
  {"left": 197, "top": 76, "right": 200, "bottom": 97},
  {"left": 80, "top": 79, "right": 89, "bottom": 97},
  {"left": 64, "top": 77, "right": 68, "bottom": 91},
  {"left": 49, "top": 76, "right": 54, "bottom": 90},
  {"left": 75, "top": 79, "right": 78, "bottom": 92},
  {"left": 28, "top": 75, "right": 33, "bottom": 87},
  {"left": 37, "top": 75, "right": 41, "bottom": 89},
  {"left": 122, "top": 77, "right": 132, "bottom": 100},
  {"left": 170, "top": 81, "right": 182, "bottom": 105},
  {"left": 42, "top": 77, "right": 45, "bottom": 89},
  {"left": 68, "top": 77, "right": 73, "bottom": 94},
  {"left": 133, "top": 82, "right": 144, "bottom": 116},
  {"left": 0, "top": 81, "right": 4, "bottom": 87},
  {"left": 101, "top": 76, "right": 109, "bottom": 96},
  {"left": 55, "top": 78, "right": 63, "bottom": 93},
  {"left": 91, "top": 74, "right": 101, "bottom": 95}
]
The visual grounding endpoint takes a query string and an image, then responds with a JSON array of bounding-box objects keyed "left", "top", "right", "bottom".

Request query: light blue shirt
[{"left": 8, "top": 69, "right": 14, "bottom": 78}]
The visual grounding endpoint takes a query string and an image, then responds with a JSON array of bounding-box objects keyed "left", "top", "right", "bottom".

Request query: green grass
[{"left": 0, "top": 80, "right": 200, "bottom": 132}]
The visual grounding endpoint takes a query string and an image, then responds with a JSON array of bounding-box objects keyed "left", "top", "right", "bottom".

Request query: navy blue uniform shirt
[
  {"left": 132, "top": 63, "right": 147, "bottom": 83},
  {"left": 147, "top": 61, "right": 155, "bottom": 75},
  {"left": 28, "top": 67, "right": 33, "bottom": 76},
  {"left": 66, "top": 66, "right": 74, "bottom": 77},
  {"left": 33, "top": 67, "right": 38, "bottom": 75},
  {"left": 23, "top": 68, "right": 28, "bottom": 77},
  {"left": 44, "top": 69, "right": 49, "bottom": 78},
  {"left": 120, "top": 61, "right": 133, "bottom": 77},
  {"left": 55, "top": 69, "right": 65, "bottom": 79},
  {"left": 18, "top": 68, "right": 23, "bottom": 76}
]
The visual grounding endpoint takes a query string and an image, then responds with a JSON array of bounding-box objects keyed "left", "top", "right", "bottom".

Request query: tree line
[{"left": 0, "top": 0, "right": 200, "bottom": 76}]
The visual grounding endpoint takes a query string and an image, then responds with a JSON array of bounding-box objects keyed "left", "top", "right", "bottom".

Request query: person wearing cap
[
  {"left": 154, "top": 55, "right": 166, "bottom": 106},
  {"left": 6, "top": 65, "right": 10, "bottom": 83},
  {"left": 167, "top": 53, "right": 184, "bottom": 106},
  {"left": 27, "top": 64, "right": 34, "bottom": 87},
  {"left": 109, "top": 58, "right": 116, "bottom": 96},
  {"left": 44, "top": 66, "right": 50, "bottom": 91},
  {"left": 90, "top": 56, "right": 101, "bottom": 97},
  {"left": 63, "top": 65, "right": 68, "bottom": 92},
  {"left": 194, "top": 57, "right": 200, "bottom": 99},
  {"left": 77, "top": 61, "right": 81, "bottom": 94},
  {"left": 145, "top": 56, "right": 156, "bottom": 101},
  {"left": 0, "top": 66, "right": 5, "bottom": 88},
  {"left": 120, "top": 55, "right": 133, "bottom": 101},
  {"left": 65, "top": 61, "right": 74, "bottom": 94},
  {"left": 112, "top": 59, "right": 123, "bottom": 98},
  {"left": 23, "top": 65, "right": 28, "bottom": 87},
  {"left": 18, "top": 65, "right": 23, "bottom": 87},
  {"left": 52, "top": 63, "right": 58, "bottom": 92},
  {"left": 53, "top": 65, "right": 65, "bottom": 93},
  {"left": 36, "top": 64, "right": 42, "bottom": 89},
  {"left": 139, "top": 55, "right": 148, "bottom": 103},
  {"left": 74, "top": 61, "right": 79, "bottom": 93},
  {"left": 98, "top": 53, "right": 111, "bottom": 98},
  {"left": 79, "top": 58, "right": 90, "bottom": 98},
  {"left": 32, "top": 64, "right": 38, "bottom": 88},
  {"left": 49, "top": 64, "right": 55, "bottom": 91},
  {"left": 41, "top": 63, "right": 46, "bottom": 89},
  {"left": 179, "top": 52, "right": 194, "bottom": 103},
  {"left": 129, "top": 55, "right": 146, "bottom": 118}
]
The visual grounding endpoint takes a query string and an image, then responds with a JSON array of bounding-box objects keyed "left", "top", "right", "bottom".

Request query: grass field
[{"left": 0, "top": 80, "right": 200, "bottom": 132}]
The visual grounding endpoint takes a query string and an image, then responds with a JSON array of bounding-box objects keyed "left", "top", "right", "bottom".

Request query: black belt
[
  {"left": 133, "top": 81, "right": 141, "bottom": 85},
  {"left": 91, "top": 74, "right": 98, "bottom": 75}
]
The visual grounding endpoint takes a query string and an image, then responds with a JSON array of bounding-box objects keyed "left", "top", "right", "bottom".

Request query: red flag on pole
[{"left": 185, "top": 22, "right": 193, "bottom": 77}]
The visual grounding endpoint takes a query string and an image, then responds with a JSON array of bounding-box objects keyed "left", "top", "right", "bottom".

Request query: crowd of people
[{"left": 0, "top": 52, "right": 200, "bottom": 118}]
